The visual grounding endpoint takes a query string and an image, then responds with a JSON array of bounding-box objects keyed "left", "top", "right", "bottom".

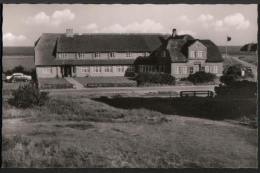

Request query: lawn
[
  {"left": 75, "top": 77, "right": 137, "bottom": 87},
  {"left": 2, "top": 81, "right": 29, "bottom": 97},
  {"left": 38, "top": 78, "right": 73, "bottom": 89},
  {"left": 2, "top": 92, "right": 257, "bottom": 168}
]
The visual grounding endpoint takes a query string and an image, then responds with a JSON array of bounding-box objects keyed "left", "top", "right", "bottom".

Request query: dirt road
[{"left": 43, "top": 85, "right": 217, "bottom": 97}]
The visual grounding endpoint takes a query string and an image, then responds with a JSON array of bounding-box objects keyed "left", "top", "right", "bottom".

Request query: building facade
[
  {"left": 35, "top": 28, "right": 223, "bottom": 79},
  {"left": 135, "top": 29, "right": 224, "bottom": 79},
  {"left": 35, "top": 29, "right": 163, "bottom": 78}
]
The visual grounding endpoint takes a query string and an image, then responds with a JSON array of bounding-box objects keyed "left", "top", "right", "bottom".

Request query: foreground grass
[{"left": 2, "top": 95, "right": 258, "bottom": 168}]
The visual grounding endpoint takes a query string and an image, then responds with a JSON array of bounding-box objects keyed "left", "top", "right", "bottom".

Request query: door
[{"left": 62, "top": 65, "right": 72, "bottom": 77}]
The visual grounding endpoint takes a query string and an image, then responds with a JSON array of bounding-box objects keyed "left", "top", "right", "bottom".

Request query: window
[
  {"left": 42, "top": 68, "right": 52, "bottom": 74},
  {"left": 105, "top": 66, "right": 109, "bottom": 72},
  {"left": 128, "top": 65, "right": 135, "bottom": 72},
  {"left": 94, "top": 66, "right": 102, "bottom": 73},
  {"left": 93, "top": 52, "right": 100, "bottom": 58},
  {"left": 197, "top": 51, "right": 204, "bottom": 58},
  {"left": 190, "top": 51, "right": 195, "bottom": 58},
  {"left": 110, "top": 66, "right": 113, "bottom": 72},
  {"left": 209, "top": 66, "right": 214, "bottom": 73},
  {"left": 189, "top": 67, "right": 194, "bottom": 74},
  {"left": 104, "top": 66, "right": 113, "bottom": 72},
  {"left": 81, "top": 67, "right": 90, "bottom": 73},
  {"left": 108, "top": 52, "right": 115, "bottom": 58},
  {"left": 200, "top": 66, "right": 205, "bottom": 72},
  {"left": 140, "top": 65, "right": 144, "bottom": 72},
  {"left": 161, "top": 50, "right": 167, "bottom": 57},
  {"left": 126, "top": 52, "right": 132, "bottom": 57},
  {"left": 177, "top": 66, "right": 188, "bottom": 74},
  {"left": 143, "top": 52, "right": 149, "bottom": 57},
  {"left": 205, "top": 66, "right": 209, "bottom": 72},
  {"left": 117, "top": 66, "right": 125, "bottom": 72},
  {"left": 159, "top": 65, "right": 165, "bottom": 72},
  {"left": 213, "top": 66, "right": 218, "bottom": 73}
]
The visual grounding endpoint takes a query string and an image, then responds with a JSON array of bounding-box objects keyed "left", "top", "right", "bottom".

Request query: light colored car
[{"left": 5, "top": 73, "right": 32, "bottom": 82}]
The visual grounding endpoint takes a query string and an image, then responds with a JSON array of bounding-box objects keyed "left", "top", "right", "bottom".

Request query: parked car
[{"left": 5, "top": 73, "right": 32, "bottom": 82}]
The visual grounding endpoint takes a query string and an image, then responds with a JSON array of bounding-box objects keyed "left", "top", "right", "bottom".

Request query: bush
[
  {"left": 220, "top": 65, "right": 242, "bottom": 85},
  {"left": 9, "top": 83, "right": 49, "bottom": 108},
  {"left": 135, "top": 72, "right": 175, "bottom": 86},
  {"left": 215, "top": 80, "right": 257, "bottom": 98},
  {"left": 187, "top": 71, "right": 216, "bottom": 84}
]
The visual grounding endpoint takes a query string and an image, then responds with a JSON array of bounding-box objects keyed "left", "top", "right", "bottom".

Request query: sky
[{"left": 3, "top": 4, "right": 258, "bottom": 46}]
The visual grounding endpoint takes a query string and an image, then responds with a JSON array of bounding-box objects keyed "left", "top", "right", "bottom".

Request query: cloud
[
  {"left": 99, "top": 19, "right": 164, "bottom": 33},
  {"left": 3, "top": 33, "right": 27, "bottom": 45},
  {"left": 178, "top": 30, "right": 197, "bottom": 36},
  {"left": 25, "top": 9, "right": 75, "bottom": 26},
  {"left": 82, "top": 23, "right": 98, "bottom": 31},
  {"left": 197, "top": 14, "right": 214, "bottom": 22},
  {"left": 177, "top": 15, "right": 192, "bottom": 24},
  {"left": 223, "top": 13, "right": 250, "bottom": 30},
  {"left": 211, "top": 13, "right": 250, "bottom": 31},
  {"left": 26, "top": 12, "right": 50, "bottom": 25},
  {"left": 51, "top": 9, "right": 75, "bottom": 26},
  {"left": 3, "top": 32, "right": 26, "bottom": 42},
  {"left": 213, "top": 20, "right": 227, "bottom": 31},
  {"left": 196, "top": 14, "right": 214, "bottom": 28}
]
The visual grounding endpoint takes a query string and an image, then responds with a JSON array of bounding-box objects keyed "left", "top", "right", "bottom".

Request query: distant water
[{"left": 2, "top": 56, "right": 35, "bottom": 72}]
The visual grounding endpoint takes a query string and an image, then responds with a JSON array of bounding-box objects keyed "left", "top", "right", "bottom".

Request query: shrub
[
  {"left": 135, "top": 72, "right": 175, "bottom": 86},
  {"left": 215, "top": 80, "right": 257, "bottom": 98},
  {"left": 187, "top": 71, "right": 216, "bottom": 84},
  {"left": 220, "top": 65, "right": 242, "bottom": 85},
  {"left": 9, "top": 83, "right": 49, "bottom": 108}
]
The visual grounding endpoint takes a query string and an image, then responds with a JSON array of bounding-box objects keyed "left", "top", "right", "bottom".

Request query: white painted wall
[{"left": 36, "top": 66, "right": 61, "bottom": 78}]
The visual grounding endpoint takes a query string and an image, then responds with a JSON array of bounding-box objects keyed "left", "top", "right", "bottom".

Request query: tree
[{"left": 220, "top": 65, "right": 242, "bottom": 85}]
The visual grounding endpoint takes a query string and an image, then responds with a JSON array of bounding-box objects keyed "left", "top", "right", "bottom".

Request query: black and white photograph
[{"left": 2, "top": 3, "right": 258, "bottom": 168}]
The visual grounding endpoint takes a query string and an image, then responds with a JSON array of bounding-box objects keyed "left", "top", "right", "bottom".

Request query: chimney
[
  {"left": 66, "top": 28, "right": 74, "bottom": 37},
  {"left": 172, "top": 28, "right": 177, "bottom": 37}
]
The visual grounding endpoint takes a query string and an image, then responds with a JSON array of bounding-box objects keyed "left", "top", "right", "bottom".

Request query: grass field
[
  {"left": 2, "top": 90, "right": 257, "bottom": 168},
  {"left": 238, "top": 55, "right": 258, "bottom": 66},
  {"left": 2, "top": 56, "right": 35, "bottom": 72},
  {"left": 38, "top": 78, "right": 73, "bottom": 89}
]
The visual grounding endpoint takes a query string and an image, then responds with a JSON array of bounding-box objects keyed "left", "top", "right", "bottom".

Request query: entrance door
[{"left": 62, "top": 65, "right": 72, "bottom": 77}]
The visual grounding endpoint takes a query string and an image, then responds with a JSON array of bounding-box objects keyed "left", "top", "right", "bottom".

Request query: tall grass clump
[{"left": 8, "top": 83, "right": 49, "bottom": 108}]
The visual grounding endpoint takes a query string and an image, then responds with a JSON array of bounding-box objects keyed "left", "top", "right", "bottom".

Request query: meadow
[{"left": 2, "top": 88, "right": 257, "bottom": 168}]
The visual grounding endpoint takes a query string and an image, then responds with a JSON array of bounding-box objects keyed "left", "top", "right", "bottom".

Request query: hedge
[
  {"left": 187, "top": 71, "right": 216, "bottom": 84},
  {"left": 135, "top": 72, "right": 175, "bottom": 86},
  {"left": 215, "top": 80, "right": 257, "bottom": 98}
]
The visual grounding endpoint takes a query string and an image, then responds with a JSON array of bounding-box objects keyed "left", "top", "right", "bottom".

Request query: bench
[{"left": 180, "top": 90, "right": 214, "bottom": 97}]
